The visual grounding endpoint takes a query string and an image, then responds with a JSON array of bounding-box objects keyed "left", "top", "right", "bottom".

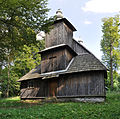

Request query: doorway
[{"left": 49, "top": 79, "right": 58, "bottom": 97}]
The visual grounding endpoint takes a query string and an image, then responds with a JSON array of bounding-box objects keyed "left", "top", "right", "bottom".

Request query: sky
[{"left": 47, "top": 0, "right": 120, "bottom": 60}]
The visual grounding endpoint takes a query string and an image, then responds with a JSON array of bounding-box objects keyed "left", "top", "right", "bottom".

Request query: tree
[
  {"left": 0, "top": 0, "right": 52, "bottom": 63},
  {"left": 14, "top": 41, "right": 45, "bottom": 76},
  {"left": 0, "top": 0, "right": 53, "bottom": 97},
  {"left": 0, "top": 41, "right": 45, "bottom": 97},
  {"left": 0, "top": 42, "right": 45, "bottom": 97},
  {"left": 101, "top": 15, "right": 120, "bottom": 90}
]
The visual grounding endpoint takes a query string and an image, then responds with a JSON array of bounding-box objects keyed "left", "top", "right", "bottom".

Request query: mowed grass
[{"left": 0, "top": 92, "right": 120, "bottom": 119}]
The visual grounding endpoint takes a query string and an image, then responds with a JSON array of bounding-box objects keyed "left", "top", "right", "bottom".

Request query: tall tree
[
  {"left": 0, "top": 0, "right": 52, "bottom": 61},
  {"left": 0, "top": 42, "right": 44, "bottom": 97},
  {"left": 101, "top": 15, "right": 120, "bottom": 90},
  {"left": 0, "top": 0, "right": 52, "bottom": 97}
]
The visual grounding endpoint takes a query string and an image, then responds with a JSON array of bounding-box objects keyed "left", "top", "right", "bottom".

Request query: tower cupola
[{"left": 56, "top": 9, "right": 64, "bottom": 20}]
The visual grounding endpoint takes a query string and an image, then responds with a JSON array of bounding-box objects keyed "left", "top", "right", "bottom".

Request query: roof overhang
[
  {"left": 54, "top": 18, "right": 77, "bottom": 31},
  {"left": 39, "top": 44, "right": 78, "bottom": 56}
]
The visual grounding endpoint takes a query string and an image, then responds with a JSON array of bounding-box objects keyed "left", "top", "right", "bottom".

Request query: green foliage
[
  {"left": 0, "top": 0, "right": 52, "bottom": 64},
  {"left": 115, "top": 75, "right": 120, "bottom": 90},
  {"left": 0, "top": 69, "right": 8, "bottom": 97},
  {"left": 0, "top": 41, "right": 45, "bottom": 97},
  {"left": 105, "top": 71, "right": 120, "bottom": 90},
  {"left": 14, "top": 41, "right": 45, "bottom": 77},
  {"left": 101, "top": 15, "right": 120, "bottom": 70},
  {"left": 0, "top": 0, "right": 51, "bottom": 97},
  {"left": 101, "top": 14, "right": 120, "bottom": 90},
  {"left": 0, "top": 66, "right": 20, "bottom": 97},
  {"left": 0, "top": 92, "right": 120, "bottom": 119}
]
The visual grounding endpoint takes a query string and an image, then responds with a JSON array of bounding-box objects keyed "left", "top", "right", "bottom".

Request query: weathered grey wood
[
  {"left": 20, "top": 79, "right": 48, "bottom": 98},
  {"left": 72, "top": 39, "right": 89, "bottom": 55},
  {"left": 45, "top": 20, "right": 89, "bottom": 56},
  {"left": 56, "top": 71, "right": 105, "bottom": 97},
  {"left": 41, "top": 47, "right": 74, "bottom": 73},
  {"left": 20, "top": 71, "right": 106, "bottom": 99},
  {"left": 45, "top": 22, "right": 73, "bottom": 48}
]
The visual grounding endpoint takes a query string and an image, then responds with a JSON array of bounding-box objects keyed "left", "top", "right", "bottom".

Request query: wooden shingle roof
[{"left": 66, "top": 53, "right": 107, "bottom": 74}]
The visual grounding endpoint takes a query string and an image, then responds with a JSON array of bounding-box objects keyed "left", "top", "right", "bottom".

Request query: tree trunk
[
  {"left": 6, "top": 54, "right": 10, "bottom": 98},
  {"left": 0, "top": 65, "right": 2, "bottom": 75},
  {"left": 110, "top": 44, "right": 113, "bottom": 90}
]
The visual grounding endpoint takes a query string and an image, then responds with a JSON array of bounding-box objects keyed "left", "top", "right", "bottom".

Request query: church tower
[{"left": 40, "top": 9, "right": 77, "bottom": 73}]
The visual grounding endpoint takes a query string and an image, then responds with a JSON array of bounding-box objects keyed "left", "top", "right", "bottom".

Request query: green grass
[{"left": 0, "top": 92, "right": 120, "bottom": 119}]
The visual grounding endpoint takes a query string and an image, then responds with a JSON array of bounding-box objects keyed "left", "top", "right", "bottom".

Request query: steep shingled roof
[{"left": 66, "top": 53, "right": 107, "bottom": 74}]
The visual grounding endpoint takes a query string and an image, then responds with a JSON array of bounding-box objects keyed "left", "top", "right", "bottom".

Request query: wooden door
[{"left": 49, "top": 79, "right": 58, "bottom": 97}]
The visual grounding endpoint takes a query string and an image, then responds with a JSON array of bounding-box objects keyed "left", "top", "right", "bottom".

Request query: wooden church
[{"left": 18, "top": 10, "right": 107, "bottom": 102}]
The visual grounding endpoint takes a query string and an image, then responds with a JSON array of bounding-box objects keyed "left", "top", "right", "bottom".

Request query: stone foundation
[
  {"left": 21, "top": 96, "right": 105, "bottom": 103},
  {"left": 56, "top": 97, "right": 105, "bottom": 102}
]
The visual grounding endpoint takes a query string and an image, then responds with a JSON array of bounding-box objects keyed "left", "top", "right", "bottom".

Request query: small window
[
  {"left": 21, "top": 81, "right": 27, "bottom": 89},
  {"left": 28, "top": 80, "right": 34, "bottom": 88}
]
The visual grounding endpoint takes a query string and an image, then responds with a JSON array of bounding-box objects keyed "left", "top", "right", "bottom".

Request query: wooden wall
[
  {"left": 57, "top": 71, "right": 105, "bottom": 97},
  {"left": 45, "top": 22, "right": 73, "bottom": 48},
  {"left": 41, "top": 48, "right": 73, "bottom": 73},
  {"left": 20, "top": 71, "right": 105, "bottom": 99},
  {"left": 20, "top": 79, "right": 48, "bottom": 98}
]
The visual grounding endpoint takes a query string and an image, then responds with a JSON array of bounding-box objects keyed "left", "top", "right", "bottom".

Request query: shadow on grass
[
  {"left": 0, "top": 91, "right": 120, "bottom": 109},
  {"left": 0, "top": 97, "right": 45, "bottom": 109},
  {"left": 0, "top": 92, "right": 120, "bottom": 119}
]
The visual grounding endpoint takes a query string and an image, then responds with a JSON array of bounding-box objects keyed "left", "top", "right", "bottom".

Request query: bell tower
[
  {"left": 40, "top": 10, "right": 77, "bottom": 73},
  {"left": 45, "top": 9, "right": 76, "bottom": 48}
]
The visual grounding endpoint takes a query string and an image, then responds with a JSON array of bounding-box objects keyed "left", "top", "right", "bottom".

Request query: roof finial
[{"left": 56, "top": 9, "right": 63, "bottom": 20}]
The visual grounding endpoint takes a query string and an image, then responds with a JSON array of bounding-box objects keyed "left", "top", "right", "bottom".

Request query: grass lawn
[{"left": 0, "top": 92, "right": 120, "bottom": 119}]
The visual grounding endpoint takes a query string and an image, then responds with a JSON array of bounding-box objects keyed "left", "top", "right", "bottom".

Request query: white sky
[
  {"left": 82, "top": 0, "right": 120, "bottom": 13},
  {"left": 48, "top": 0, "right": 120, "bottom": 60},
  {"left": 84, "top": 20, "right": 92, "bottom": 25}
]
